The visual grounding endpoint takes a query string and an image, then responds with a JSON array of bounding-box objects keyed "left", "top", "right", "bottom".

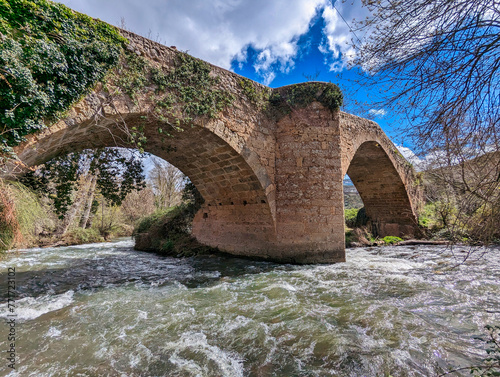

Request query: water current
[{"left": 0, "top": 239, "right": 499, "bottom": 376}]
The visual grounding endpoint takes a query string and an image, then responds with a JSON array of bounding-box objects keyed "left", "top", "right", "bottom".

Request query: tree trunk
[
  {"left": 56, "top": 177, "right": 91, "bottom": 236},
  {"left": 79, "top": 175, "right": 97, "bottom": 229}
]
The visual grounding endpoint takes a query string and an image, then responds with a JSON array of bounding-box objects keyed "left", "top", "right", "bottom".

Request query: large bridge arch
[{"left": 14, "top": 107, "right": 278, "bottom": 256}]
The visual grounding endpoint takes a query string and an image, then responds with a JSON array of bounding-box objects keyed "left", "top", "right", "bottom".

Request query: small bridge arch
[{"left": 340, "top": 112, "right": 422, "bottom": 238}]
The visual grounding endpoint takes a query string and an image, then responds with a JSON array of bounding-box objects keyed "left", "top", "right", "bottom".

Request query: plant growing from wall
[
  {"left": 104, "top": 50, "right": 236, "bottom": 148},
  {"left": 238, "top": 77, "right": 270, "bottom": 108}
]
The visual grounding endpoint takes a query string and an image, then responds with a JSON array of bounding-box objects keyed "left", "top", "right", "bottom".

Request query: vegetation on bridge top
[
  {"left": 0, "top": 0, "right": 344, "bottom": 159},
  {"left": 0, "top": 0, "right": 125, "bottom": 154},
  {"left": 107, "top": 50, "right": 235, "bottom": 148},
  {"left": 270, "top": 81, "right": 343, "bottom": 115}
]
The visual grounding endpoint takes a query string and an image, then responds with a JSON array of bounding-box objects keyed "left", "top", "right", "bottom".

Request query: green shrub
[
  {"left": 345, "top": 208, "right": 360, "bottom": 228},
  {"left": 160, "top": 239, "right": 175, "bottom": 253},
  {"left": 63, "top": 227, "right": 104, "bottom": 245},
  {"left": 418, "top": 203, "right": 440, "bottom": 229},
  {"left": 134, "top": 207, "right": 177, "bottom": 234},
  {"left": 383, "top": 236, "right": 403, "bottom": 245},
  {"left": 270, "top": 82, "right": 343, "bottom": 117},
  {"left": 133, "top": 203, "right": 216, "bottom": 257}
]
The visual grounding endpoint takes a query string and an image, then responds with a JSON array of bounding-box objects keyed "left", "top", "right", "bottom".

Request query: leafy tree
[{"left": 22, "top": 148, "right": 146, "bottom": 223}]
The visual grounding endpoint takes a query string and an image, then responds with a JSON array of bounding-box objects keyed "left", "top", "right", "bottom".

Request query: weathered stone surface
[{"left": 13, "top": 29, "right": 422, "bottom": 263}]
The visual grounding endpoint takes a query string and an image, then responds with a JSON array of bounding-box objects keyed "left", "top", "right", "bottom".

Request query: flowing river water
[{"left": 0, "top": 239, "right": 499, "bottom": 376}]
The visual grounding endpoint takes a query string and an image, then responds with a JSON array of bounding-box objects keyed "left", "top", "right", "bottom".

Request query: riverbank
[{"left": 0, "top": 179, "right": 134, "bottom": 253}]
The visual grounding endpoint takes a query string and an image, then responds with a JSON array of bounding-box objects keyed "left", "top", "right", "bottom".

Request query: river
[{"left": 0, "top": 239, "right": 499, "bottom": 376}]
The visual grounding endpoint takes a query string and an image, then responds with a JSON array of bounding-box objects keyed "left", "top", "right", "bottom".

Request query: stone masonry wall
[{"left": 274, "top": 103, "right": 345, "bottom": 263}]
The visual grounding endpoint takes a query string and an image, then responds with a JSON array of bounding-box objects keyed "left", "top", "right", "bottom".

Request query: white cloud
[
  {"left": 396, "top": 145, "right": 422, "bottom": 167},
  {"left": 58, "top": 0, "right": 327, "bottom": 85},
  {"left": 320, "top": 1, "right": 369, "bottom": 71},
  {"left": 368, "top": 109, "right": 387, "bottom": 117},
  {"left": 261, "top": 71, "right": 277, "bottom": 86}
]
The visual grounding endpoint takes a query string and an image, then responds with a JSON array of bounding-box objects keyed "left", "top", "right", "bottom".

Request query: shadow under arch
[
  {"left": 345, "top": 141, "right": 417, "bottom": 237},
  {"left": 14, "top": 113, "right": 277, "bottom": 256}
]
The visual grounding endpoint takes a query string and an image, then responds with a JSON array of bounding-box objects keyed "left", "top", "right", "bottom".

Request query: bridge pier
[{"left": 273, "top": 103, "right": 345, "bottom": 263}]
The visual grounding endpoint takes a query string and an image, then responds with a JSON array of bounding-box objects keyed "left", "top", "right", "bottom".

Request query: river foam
[{"left": 0, "top": 290, "right": 74, "bottom": 321}]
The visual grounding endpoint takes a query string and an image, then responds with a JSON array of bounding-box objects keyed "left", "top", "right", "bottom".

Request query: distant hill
[{"left": 344, "top": 185, "right": 363, "bottom": 209}]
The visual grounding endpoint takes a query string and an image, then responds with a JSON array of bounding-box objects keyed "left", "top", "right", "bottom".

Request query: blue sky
[{"left": 56, "top": 0, "right": 418, "bottom": 162}]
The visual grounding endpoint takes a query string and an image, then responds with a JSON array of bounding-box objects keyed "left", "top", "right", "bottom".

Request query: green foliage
[
  {"left": 135, "top": 207, "right": 176, "bottom": 234},
  {"left": 63, "top": 227, "right": 103, "bottom": 245},
  {"left": 0, "top": 0, "right": 125, "bottom": 153},
  {"left": 104, "top": 51, "right": 235, "bottom": 148},
  {"left": 239, "top": 77, "right": 270, "bottom": 106},
  {"left": 344, "top": 208, "right": 360, "bottom": 228},
  {"left": 88, "top": 149, "right": 146, "bottom": 206},
  {"left": 114, "top": 52, "right": 148, "bottom": 100},
  {"left": 383, "top": 236, "right": 403, "bottom": 245},
  {"left": 150, "top": 53, "right": 235, "bottom": 121},
  {"left": 159, "top": 239, "right": 175, "bottom": 253},
  {"left": 21, "top": 149, "right": 145, "bottom": 219},
  {"left": 134, "top": 203, "right": 216, "bottom": 257},
  {"left": 418, "top": 202, "right": 458, "bottom": 238},
  {"left": 270, "top": 82, "right": 343, "bottom": 116},
  {"left": 418, "top": 203, "right": 436, "bottom": 228}
]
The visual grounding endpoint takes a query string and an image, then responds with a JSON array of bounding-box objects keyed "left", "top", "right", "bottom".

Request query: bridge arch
[
  {"left": 14, "top": 107, "right": 277, "bottom": 255},
  {"left": 345, "top": 141, "right": 418, "bottom": 237}
]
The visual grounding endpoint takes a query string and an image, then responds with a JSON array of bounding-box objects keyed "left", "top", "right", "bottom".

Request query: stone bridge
[{"left": 13, "top": 29, "right": 422, "bottom": 263}]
